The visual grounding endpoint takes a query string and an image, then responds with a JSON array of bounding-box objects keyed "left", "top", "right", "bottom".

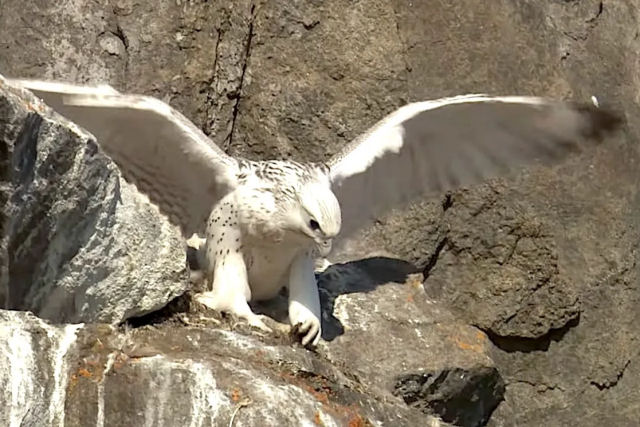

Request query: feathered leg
[
  {"left": 193, "top": 199, "right": 271, "bottom": 332},
  {"left": 288, "top": 251, "right": 322, "bottom": 347}
]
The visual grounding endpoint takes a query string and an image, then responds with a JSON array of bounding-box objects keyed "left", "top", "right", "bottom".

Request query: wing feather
[
  {"left": 329, "top": 95, "right": 621, "bottom": 239},
  {"left": 7, "top": 79, "right": 238, "bottom": 236}
]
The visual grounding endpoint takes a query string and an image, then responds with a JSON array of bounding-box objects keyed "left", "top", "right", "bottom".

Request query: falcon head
[{"left": 293, "top": 180, "right": 342, "bottom": 256}]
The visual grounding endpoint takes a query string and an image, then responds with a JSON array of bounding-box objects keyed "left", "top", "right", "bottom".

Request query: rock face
[
  {"left": 0, "top": 80, "right": 485, "bottom": 426},
  {"left": 1, "top": 264, "right": 492, "bottom": 426},
  {"left": 0, "top": 310, "right": 80, "bottom": 427},
  {"left": 0, "top": 81, "right": 188, "bottom": 324},
  {"left": 1, "top": 0, "right": 639, "bottom": 426},
  {"left": 318, "top": 260, "right": 505, "bottom": 426}
]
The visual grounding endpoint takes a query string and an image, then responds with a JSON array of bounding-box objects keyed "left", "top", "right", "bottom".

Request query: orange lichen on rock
[
  {"left": 313, "top": 411, "right": 324, "bottom": 426},
  {"left": 345, "top": 406, "right": 371, "bottom": 427},
  {"left": 68, "top": 362, "right": 96, "bottom": 393},
  {"left": 279, "top": 370, "right": 371, "bottom": 425},
  {"left": 25, "top": 100, "right": 44, "bottom": 113},
  {"left": 451, "top": 333, "right": 487, "bottom": 354},
  {"left": 67, "top": 374, "right": 79, "bottom": 393},
  {"left": 77, "top": 367, "right": 92, "bottom": 378},
  {"left": 231, "top": 388, "right": 243, "bottom": 403}
]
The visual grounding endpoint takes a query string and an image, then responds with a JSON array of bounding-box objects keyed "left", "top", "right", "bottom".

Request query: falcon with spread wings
[{"left": 5, "top": 77, "right": 621, "bottom": 347}]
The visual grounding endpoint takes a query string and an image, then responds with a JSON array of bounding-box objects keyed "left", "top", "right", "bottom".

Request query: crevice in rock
[
  {"left": 223, "top": 3, "right": 256, "bottom": 153},
  {"left": 482, "top": 316, "right": 580, "bottom": 353},
  {"left": 391, "top": 3, "right": 413, "bottom": 76},
  {"left": 210, "top": 29, "right": 222, "bottom": 96},
  {"left": 285, "top": 369, "right": 360, "bottom": 407},
  {"left": 585, "top": 1, "right": 604, "bottom": 24},
  {"left": 10, "top": 113, "right": 41, "bottom": 186},
  {"left": 201, "top": 28, "right": 221, "bottom": 137},
  {"left": 394, "top": 367, "right": 505, "bottom": 427},
  {"left": 6, "top": 113, "right": 43, "bottom": 308},
  {"left": 125, "top": 293, "right": 195, "bottom": 328},
  {"left": 212, "top": 30, "right": 221, "bottom": 87},
  {"left": 561, "top": 0, "right": 604, "bottom": 41},
  {"left": 423, "top": 236, "right": 447, "bottom": 280},
  {"left": 110, "top": 4, "right": 130, "bottom": 78},
  {"left": 112, "top": 24, "right": 129, "bottom": 51},
  {"left": 509, "top": 379, "right": 565, "bottom": 393},
  {"left": 499, "top": 234, "right": 522, "bottom": 266},
  {"left": 442, "top": 193, "right": 453, "bottom": 211},
  {"left": 590, "top": 359, "right": 631, "bottom": 390}
]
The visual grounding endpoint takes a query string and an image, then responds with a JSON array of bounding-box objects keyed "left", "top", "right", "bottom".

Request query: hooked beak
[{"left": 316, "top": 239, "right": 332, "bottom": 257}]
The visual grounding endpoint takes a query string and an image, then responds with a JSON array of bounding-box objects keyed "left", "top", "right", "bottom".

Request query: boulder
[
  {"left": 0, "top": 80, "right": 189, "bottom": 324},
  {"left": 318, "top": 259, "right": 505, "bottom": 426}
]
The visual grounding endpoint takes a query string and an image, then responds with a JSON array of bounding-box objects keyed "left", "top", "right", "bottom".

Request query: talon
[
  {"left": 194, "top": 293, "right": 274, "bottom": 333},
  {"left": 246, "top": 315, "right": 272, "bottom": 333},
  {"left": 292, "top": 321, "right": 320, "bottom": 348},
  {"left": 295, "top": 322, "right": 310, "bottom": 335},
  {"left": 301, "top": 329, "right": 320, "bottom": 348},
  {"left": 193, "top": 292, "right": 218, "bottom": 310},
  {"left": 290, "top": 323, "right": 302, "bottom": 337}
]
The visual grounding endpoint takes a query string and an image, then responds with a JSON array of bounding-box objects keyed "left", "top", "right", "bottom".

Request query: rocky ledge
[
  {"left": 2, "top": 1, "right": 640, "bottom": 426},
  {"left": 1, "top": 84, "right": 501, "bottom": 426}
]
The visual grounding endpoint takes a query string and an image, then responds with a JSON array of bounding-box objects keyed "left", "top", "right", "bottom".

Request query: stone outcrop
[
  {"left": 0, "top": 85, "right": 492, "bottom": 425},
  {"left": 1, "top": 0, "right": 639, "bottom": 426},
  {"left": 0, "top": 81, "right": 189, "bottom": 324}
]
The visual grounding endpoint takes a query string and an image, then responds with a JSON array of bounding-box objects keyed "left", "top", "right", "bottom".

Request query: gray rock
[
  {"left": 0, "top": 310, "right": 81, "bottom": 427},
  {"left": 424, "top": 183, "right": 582, "bottom": 340},
  {"left": 394, "top": 367, "right": 505, "bottom": 427},
  {"left": 0, "top": 82, "right": 189, "bottom": 324},
  {"left": 1, "top": 0, "right": 640, "bottom": 425},
  {"left": 0, "top": 246, "right": 481, "bottom": 426},
  {"left": 317, "top": 259, "right": 503, "bottom": 421},
  {"left": 0, "top": 307, "right": 450, "bottom": 426},
  {"left": 63, "top": 322, "right": 439, "bottom": 427},
  {"left": 0, "top": 0, "right": 255, "bottom": 150},
  {"left": 228, "top": 0, "right": 408, "bottom": 161}
]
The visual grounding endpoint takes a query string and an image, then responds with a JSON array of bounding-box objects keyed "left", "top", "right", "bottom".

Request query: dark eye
[{"left": 309, "top": 219, "right": 321, "bottom": 231}]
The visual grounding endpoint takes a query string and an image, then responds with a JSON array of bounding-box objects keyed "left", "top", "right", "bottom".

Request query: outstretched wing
[
  {"left": 329, "top": 95, "right": 621, "bottom": 239},
  {"left": 7, "top": 78, "right": 239, "bottom": 237}
]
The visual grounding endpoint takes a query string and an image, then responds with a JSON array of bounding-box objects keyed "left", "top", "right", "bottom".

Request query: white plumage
[{"left": 3, "top": 76, "right": 620, "bottom": 347}]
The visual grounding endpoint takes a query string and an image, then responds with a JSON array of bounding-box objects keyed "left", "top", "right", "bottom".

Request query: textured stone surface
[
  {"left": 0, "top": 310, "right": 80, "bottom": 427},
  {"left": 63, "top": 321, "right": 440, "bottom": 427},
  {"left": 0, "top": 0, "right": 254, "bottom": 150},
  {"left": 0, "top": 82, "right": 188, "bottom": 324},
  {"left": 317, "top": 259, "right": 503, "bottom": 425},
  {"left": 394, "top": 367, "right": 505, "bottom": 427},
  {"left": 0, "top": 260, "right": 493, "bottom": 426},
  {"left": 1, "top": 0, "right": 640, "bottom": 426},
  {"left": 424, "top": 183, "right": 583, "bottom": 340},
  {"left": 228, "top": 0, "right": 408, "bottom": 161},
  {"left": 318, "top": 260, "right": 496, "bottom": 389},
  {"left": 0, "top": 305, "right": 456, "bottom": 426}
]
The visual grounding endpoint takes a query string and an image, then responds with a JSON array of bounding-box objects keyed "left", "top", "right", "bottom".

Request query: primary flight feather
[{"left": 4, "top": 76, "right": 621, "bottom": 347}]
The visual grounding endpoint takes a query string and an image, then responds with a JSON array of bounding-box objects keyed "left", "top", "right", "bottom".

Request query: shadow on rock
[
  {"left": 316, "top": 256, "right": 420, "bottom": 341},
  {"left": 483, "top": 315, "right": 581, "bottom": 353},
  {"left": 154, "top": 252, "right": 419, "bottom": 343}
]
